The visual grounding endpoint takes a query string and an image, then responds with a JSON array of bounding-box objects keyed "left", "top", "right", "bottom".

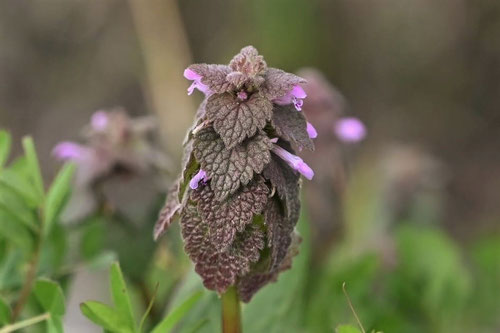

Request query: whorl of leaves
[
  {"left": 181, "top": 199, "right": 265, "bottom": 293},
  {"left": 191, "top": 177, "right": 269, "bottom": 251},
  {"left": 155, "top": 45, "right": 315, "bottom": 299}
]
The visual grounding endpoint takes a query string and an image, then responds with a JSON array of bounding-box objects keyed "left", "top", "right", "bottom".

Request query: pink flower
[
  {"left": 274, "top": 85, "right": 307, "bottom": 111},
  {"left": 52, "top": 142, "right": 91, "bottom": 161},
  {"left": 334, "top": 117, "right": 366, "bottom": 143},
  {"left": 306, "top": 122, "right": 318, "bottom": 139},
  {"left": 184, "top": 68, "right": 210, "bottom": 95},
  {"left": 189, "top": 169, "right": 209, "bottom": 189},
  {"left": 271, "top": 145, "right": 314, "bottom": 180},
  {"left": 91, "top": 111, "right": 109, "bottom": 131}
]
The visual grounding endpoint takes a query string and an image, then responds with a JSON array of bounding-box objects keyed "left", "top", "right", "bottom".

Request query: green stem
[
  {"left": 0, "top": 313, "right": 50, "bottom": 333},
  {"left": 221, "top": 286, "right": 242, "bottom": 333}
]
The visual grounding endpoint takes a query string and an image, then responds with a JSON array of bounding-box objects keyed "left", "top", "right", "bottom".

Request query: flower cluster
[{"left": 154, "top": 46, "right": 316, "bottom": 301}]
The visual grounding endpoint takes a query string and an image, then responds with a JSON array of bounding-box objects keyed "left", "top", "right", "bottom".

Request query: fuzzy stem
[{"left": 221, "top": 286, "right": 242, "bottom": 333}]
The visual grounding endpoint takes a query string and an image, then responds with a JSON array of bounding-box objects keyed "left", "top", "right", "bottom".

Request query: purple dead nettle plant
[
  {"left": 154, "top": 46, "right": 315, "bottom": 309},
  {"left": 53, "top": 108, "right": 169, "bottom": 218}
]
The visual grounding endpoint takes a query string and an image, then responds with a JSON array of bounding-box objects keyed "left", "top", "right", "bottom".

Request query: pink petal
[{"left": 306, "top": 122, "right": 318, "bottom": 139}]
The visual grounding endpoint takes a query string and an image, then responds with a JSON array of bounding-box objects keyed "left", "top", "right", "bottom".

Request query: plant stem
[
  {"left": 0, "top": 312, "right": 50, "bottom": 333},
  {"left": 221, "top": 286, "right": 242, "bottom": 333},
  {"left": 11, "top": 229, "right": 43, "bottom": 321}
]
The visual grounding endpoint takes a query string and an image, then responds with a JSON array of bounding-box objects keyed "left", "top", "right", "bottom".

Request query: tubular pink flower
[
  {"left": 184, "top": 68, "right": 210, "bottom": 95},
  {"left": 274, "top": 85, "right": 307, "bottom": 111},
  {"left": 334, "top": 117, "right": 366, "bottom": 143},
  {"left": 189, "top": 169, "right": 209, "bottom": 189},
  {"left": 52, "top": 142, "right": 90, "bottom": 161},
  {"left": 91, "top": 111, "right": 109, "bottom": 131},
  {"left": 271, "top": 145, "right": 314, "bottom": 180},
  {"left": 306, "top": 122, "right": 318, "bottom": 139}
]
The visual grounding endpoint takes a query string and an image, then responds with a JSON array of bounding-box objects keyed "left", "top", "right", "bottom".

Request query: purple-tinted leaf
[
  {"left": 262, "top": 68, "right": 305, "bottom": 100},
  {"left": 229, "top": 46, "right": 267, "bottom": 78},
  {"left": 206, "top": 93, "right": 272, "bottom": 149},
  {"left": 263, "top": 155, "right": 301, "bottom": 226},
  {"left": 191, "top": 177, "right": 269, "bottom": 250},
  {"left": 193, "top": 127, "right": 272, "bottom": 201},
  {"left": 154, "top": 182, "right": 182, "bottom": 240},
  {"left": 237, "top": 232, "right": 301, "bottom": 302},
  {"left": 264, "top": 197, "right": 293, "bottom": 270},
  {"left": 188, "top": 64, "right": 233, "bottom": 94},
  {"left": 180, "top": 201, "right": 264, "bottom": 293},
  {"left": 272, "top": 104, "right": 315, "bottom": 151}
]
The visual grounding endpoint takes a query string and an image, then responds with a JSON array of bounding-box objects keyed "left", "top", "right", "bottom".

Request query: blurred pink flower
[
  {"left": 90, "top": 111, "right": 109, "bottom": 131},
  {"left": 274, "top": 85, "right": 307, "bottom": 111},
  {"left": 271, "top": 144, "right": 314, "bottom": 180},
  {"left": 334, "top": 117, "right": 366, "bottom": 143},
  {"left": 52, "top": 142, "right": 90, "bottom": 161},
  {"left": 184, "top": 68, "right": 210, "bottom": 95}
]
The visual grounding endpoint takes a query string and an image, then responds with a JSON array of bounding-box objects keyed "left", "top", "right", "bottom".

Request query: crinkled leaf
[
  {"left": 229, "top": 46, "right": 267, "bottom": 77},
  {"left": 188, "top": 64, "right": 233, "bottom": 94},
  {"left": 34, "top": 279, "right": 65, "bottom": 316},
  {"left": 262, "top": 68, "right": 305, "bottom": 100},
  {"left": 264, "top": 197, "right": 293, "bottom": 270},
  {"left": 263, "top": 155, "right": 301, "bottom": 225},
  {"left": 154, "top": 182, "right": 182, "bottom": 240},
  {"left": 272, "top": 104, "right": 314, "bottom": 151},
  {"left": 237, "top": 231, "right": 301, "bottom": 302},
  {"left": 154, "top": 141, "right": 198, "bottom": 240},
  {"left": 191, "top": 177, "right": 269, "bottom": 250},
  {"left": 180, "top": 202, "right": 264, "bottom": 293},
  {"left": 206, "top": 92, "right": 272, "bottom": 149},
  {"left": 193, "top": 128, "right": 272, "bottom": 201}
]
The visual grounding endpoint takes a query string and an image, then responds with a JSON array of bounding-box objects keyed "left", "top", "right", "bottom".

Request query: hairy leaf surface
[
  {"left": 206, "top": 93, "right": 272, "bottom": 149},
  {"left": 191, "top": 178, "right": 269, "bottom": 250},
  {"left": 181, "top": 202, "right": 264, "bottom": 293},
  {"left": 262, "top": 68, "right": 305, "bottom": 100},
  {"left": 272, "top": 104, "right": 314, "bottom": 151},
  {"left": 193, "top": 128, "right": 272, "bottom": 200}
]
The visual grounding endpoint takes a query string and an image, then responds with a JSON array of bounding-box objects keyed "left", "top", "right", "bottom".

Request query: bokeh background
[{"left": 0, "top": 0, "right": 499, "bottom": 332}]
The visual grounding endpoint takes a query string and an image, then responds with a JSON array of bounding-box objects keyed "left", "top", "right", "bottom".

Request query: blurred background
[{"left": 0, "top": 0, "right": 499, "bottom": 332}]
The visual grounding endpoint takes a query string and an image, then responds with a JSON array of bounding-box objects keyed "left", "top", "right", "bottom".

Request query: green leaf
[
  {"left": 43, "top": 163, "right": 75, "bottom": 235},
  {"left": 0, "top": 169, "right": 40, "bottom": 208},
  {"left": 0, "top": 296, "right": 11, "bottom": 325},
  {"left": 151, "top": 291, "right": 203, "bottom": 333},
  {"left": 80, "top": 218, "right": 105, "bottom": 260},
  {"left": 0, "top": 210, "right": 34, "bottom": 253},
  {"left": 33, "top": 279, "right": 65, "bottom": 316},
  {"left": 80, "top": 301, "right": 133, "bottom": 333},
  {"left": 0, "top": 187, "right": 37, "bottom": 231},
  {"left": 21, "top": 136, "right": 44, "bottom": 200},
  {"left": 46, "top": 315, "right": 64, "bottom": 333},
  {"left": 109, "top": 262, "right": 136, "bottom": 331},
  {"left": 336, "top": 324, "right": 363, "bottom": 333},
  {"left": 0, "top": 130, "right": 11, "bottom": 168}
]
